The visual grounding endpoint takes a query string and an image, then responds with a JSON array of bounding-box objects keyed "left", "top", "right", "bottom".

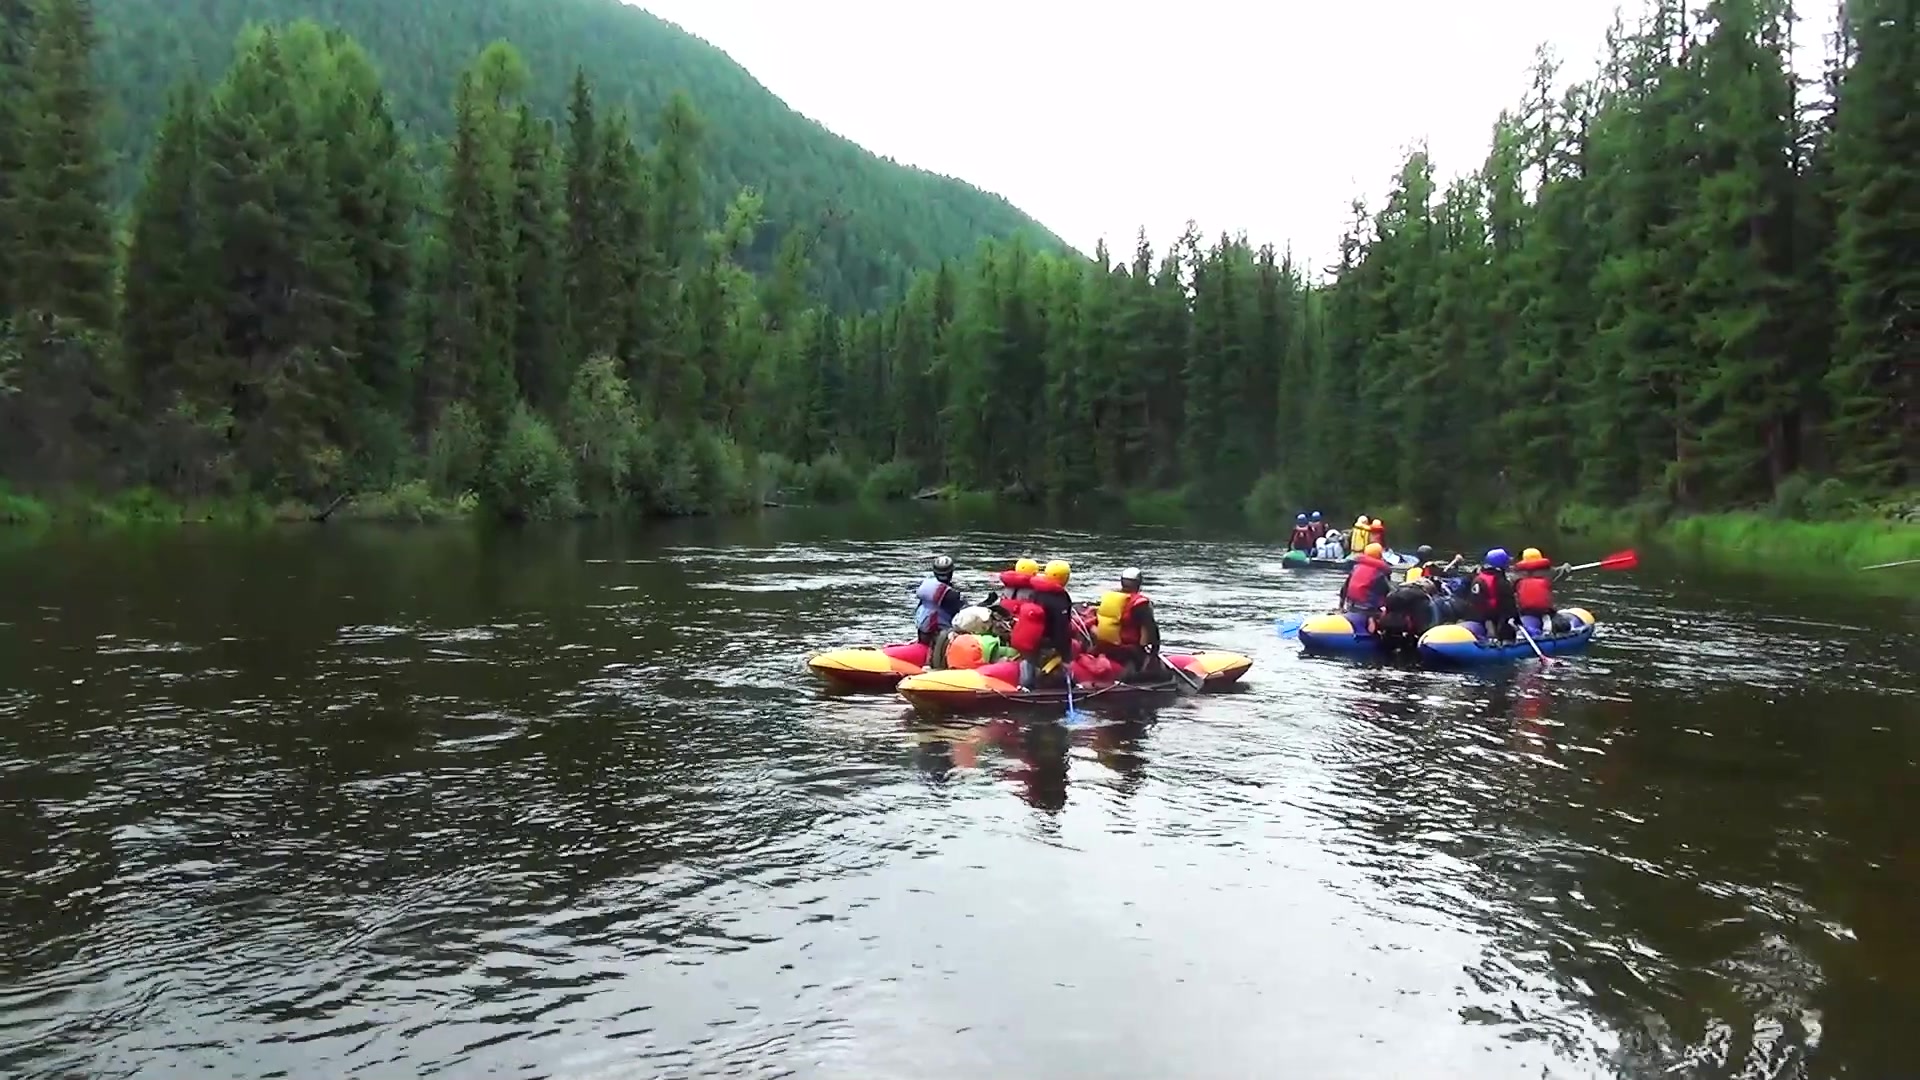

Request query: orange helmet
[{"left": 1364, "top": 542, "right": 1384, "bottom": 557}]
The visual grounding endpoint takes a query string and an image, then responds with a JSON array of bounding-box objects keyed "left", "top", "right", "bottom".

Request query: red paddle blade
[{"left": 1599, "top": 549, "right": 1638, "bottom": 570}]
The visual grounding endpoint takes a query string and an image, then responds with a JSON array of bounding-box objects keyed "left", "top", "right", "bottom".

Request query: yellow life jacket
[
  {"left": 1094, "top": 591, "right": 1129, "bottom": 645},
  {"left": 1350, "top": 526, "right": 1370, "bottom": 551}
]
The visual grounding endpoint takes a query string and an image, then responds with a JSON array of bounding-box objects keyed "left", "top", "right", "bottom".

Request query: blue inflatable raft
[{"left": 1292, "top": 607, "right": 1599, "bottom": 666}]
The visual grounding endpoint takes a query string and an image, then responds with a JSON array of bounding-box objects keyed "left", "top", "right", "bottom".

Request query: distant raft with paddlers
[
  {"left": 1289, "top": 608, "right": 1599, "bottom": 666},
  {"left": 1280, "top": 549, "right": 1419, "bottom": 571},
  {"left": 894, "top": 652, "right": 1254, "bottom": 715},
  {"left": 808, "top": 642, "right": 1253, "bottom": 693}
]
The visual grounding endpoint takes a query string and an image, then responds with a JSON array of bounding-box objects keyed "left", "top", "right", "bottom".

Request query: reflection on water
[{"left": 0, "top": 509, "right": 1916, "bottom": 1078}]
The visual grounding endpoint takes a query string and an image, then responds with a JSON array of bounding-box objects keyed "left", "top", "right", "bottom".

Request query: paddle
[
  {"left": 1274, "top": 614, "right": 1307, "bottom": 639},
  {"left": 1166, "top": 653, "right": 1204, "bottom": 693},
  {"left": 1562, "top": 549, "right": 1639, "bottom": 574},
  {"left": 1862, "top": 558, "right": 1920, "bottom": 570},
  {"left": 1514, "top": 620, "right": 1552, "bottom": 666},
  {"left": 1063, "top": 658, "right": 1083, "bottom": 723}
]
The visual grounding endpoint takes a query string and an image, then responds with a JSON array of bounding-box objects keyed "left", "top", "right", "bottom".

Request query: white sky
[{"left": 632, "top": 1, "right": 1836, "bottom": 268}]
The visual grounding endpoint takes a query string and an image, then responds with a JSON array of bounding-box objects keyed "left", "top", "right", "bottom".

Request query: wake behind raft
[{"left": 1290, "top": 607, "right": 1600, "bottom": 666}]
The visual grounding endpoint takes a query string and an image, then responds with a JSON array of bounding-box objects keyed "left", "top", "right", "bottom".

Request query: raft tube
[
  {"left": 1416, "top": 608, "right": 1598, "bottom": 666},
  {"left": 896, "top": 651, "right": 1254, "bottom": 715},
  {"left": 1281, "top": 551, "right": 1418, "bottom": 571},
  {"left": 807, "top": 641, "right": 929, "bottom": 689},
  {"left": 1295, "top": 612, "right": 1415, "bottom": 656}
]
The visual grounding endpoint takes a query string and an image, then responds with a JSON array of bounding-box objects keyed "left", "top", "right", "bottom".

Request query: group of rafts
[
  {"left": 807, "top": 535, "right": 1632, "bottom": 717},
  {"left": 808, "top": 558, "right": 1254, "bottom": 715},
  {"left": 1277, "top": 512, "right": 1631, "bottom": 664}
]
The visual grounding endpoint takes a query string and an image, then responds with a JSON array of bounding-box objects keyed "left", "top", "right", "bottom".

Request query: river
[{"left": 1, "top": 507, "right": 1916, "bottom": 1078}]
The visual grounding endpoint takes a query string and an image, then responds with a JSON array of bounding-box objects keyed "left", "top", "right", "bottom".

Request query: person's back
[
  {"left": 1020, "top": 561, "right": 1076, "bottom": 687},
  {"left": 1340, "top": 543, "right": 1393, "bottom": 618},
  {"left": 1463, "top": 548, "right": 1517, "bottom": 640},
  {"left": 1288, "top": 515, "right": 1314, "bottom": 551},
  {"left": 913, "top": 554, "right": 966, "bottom": 645},
  {"left": 1511, "top": 547, "right": 1561, "bottom": 635}
]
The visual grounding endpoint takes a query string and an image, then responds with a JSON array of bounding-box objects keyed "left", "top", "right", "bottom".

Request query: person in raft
[
  {"left": 1349, "top": 514, "right": 1372, "bottom": 554},
  {"left": 1288, "top": 514, "right": 1316, "bottom": 552},
  {"left": 1367, "top": 518, "right": 1400, "bottom": 561},
  {"left": 1314, "top": 528, "right": 1347, "bottom": 559},
  {"left": 1461, "top": 548, "right": 1520, "bottom": 641},
  {"left": 990, "top": 556, "right": 1041, "bottom": 610},
  {"left": 1307, "top": 510, "right": 1328, "bottom": 542},
  {"left": 1374, "top": 565, "right": 1439, "bottom": 641},
  {"left": 913, "top": 554, "right": 968, "bottom": 646},
  {"left": 1338, "top": 542, "right": 1394, "bottom": 626},
  {"left": 1013, "top": 560, "right": 1078, "bottom": 688},
  {"left": 1511, "top": 547, "right": 1574, "bottom": 636},
  {"left": 1093, "top": 567, "right": 1165, "bottom": 681}
]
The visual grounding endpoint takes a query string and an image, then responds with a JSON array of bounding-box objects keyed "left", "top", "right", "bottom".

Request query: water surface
[{"left": 2, "top": 509, "right": 1916, "bottom": 1078}]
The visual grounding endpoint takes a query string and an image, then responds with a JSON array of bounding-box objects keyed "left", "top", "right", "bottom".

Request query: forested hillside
[
  {"left": 84, "top": 0, "right": 1061, "bottom": 312},
  {"left": 802, "top": 0, "right": 1913, "bottom": 523},
  {"left": 0, "top": 0, "right": 1911, "bottom": 529}
]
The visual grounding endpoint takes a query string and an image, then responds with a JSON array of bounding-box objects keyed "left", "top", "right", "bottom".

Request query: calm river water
[{"left": 1, "top": 508, "right": 1916, "bottom": 1078}]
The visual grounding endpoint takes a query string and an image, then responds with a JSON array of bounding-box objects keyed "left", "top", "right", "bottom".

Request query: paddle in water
[
  {"left": 1513, "top": 620, "right": 1552, "bottom": 665},
  {"left": 1063, "top": 666, "right": 1084, "bottom": 724}
]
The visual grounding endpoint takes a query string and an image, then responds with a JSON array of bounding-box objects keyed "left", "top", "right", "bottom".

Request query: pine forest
[{"left": 0, "top": 0, "right": 1912, "bottom": 527}]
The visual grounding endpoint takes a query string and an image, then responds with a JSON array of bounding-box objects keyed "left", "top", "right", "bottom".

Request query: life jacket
[
  {"left": 945, "top": 633, "right": 1004, "bottom": 669},
  {"left": 1350, "top": 525, "right": 1370, "bottom": 551},
  {"left": 1513, "top": 556, "right": 1555, "bottom": 615},
  {"left": 1343, "top": 555, "right": 1391, "bottom": 608},
  {"left": 1014, "top": 573, "right": 1072, "bottom": 656},
  {"left": 1288, "top": 526, "right": 1314, "bottom": 550},
  {"left": 1094, "top": 590, "right": 1150, "bottom": 647},
  {"left": 998, "top": 569, "right": 1034, "bottom": 603},
  {"left": 1464, "top": 568, "right": 1508, "bottom": 619},
  {"left": 913, "top": 576, "right": 955, "bottom": 634},
  {"left": 1308, "top": 521, "right": 1327, "bottom": 540}
]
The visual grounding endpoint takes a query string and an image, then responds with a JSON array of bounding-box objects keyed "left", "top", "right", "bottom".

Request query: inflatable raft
[
  {"left": 1293, "top": 607, "right": 1598, "bottom": 666},
  {"left": 1417, "top": 608, "right": 1598, "bottom": 666},
  {"left": 896, "top": 651, "right": 1254, "bottom": 715},
  {"left": 806, "top": 641, "right": 930, "bottom": 689},
  {"left": 1280, "top": 550, "right": 1419, "bottom": 571}
]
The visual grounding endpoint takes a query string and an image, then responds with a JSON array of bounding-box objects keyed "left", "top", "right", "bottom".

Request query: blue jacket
[{"left": 913, "top": 576, "right": 966, "bottom": 633}]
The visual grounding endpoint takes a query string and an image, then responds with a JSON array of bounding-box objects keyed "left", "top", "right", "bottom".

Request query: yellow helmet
[
  {"left": 1364, "top": 543, "right": 1384, "bottom": 557},
  {"left": 1015, "top": 557, "right": 1040, "bottom": 575},
  {"left": 1043, "top": 559, "right": 1071, "bottom": 584},
  {"left": 1405, "top": 566, "right": 1424, "bottom": 582},
  {"left": 1521, "top": 547, "right": 1543, "bottom": 561}
]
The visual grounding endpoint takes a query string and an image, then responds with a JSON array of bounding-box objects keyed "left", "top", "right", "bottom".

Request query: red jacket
[{"left": 1513, "top": 557, "right": 1555, "bottom": 614}]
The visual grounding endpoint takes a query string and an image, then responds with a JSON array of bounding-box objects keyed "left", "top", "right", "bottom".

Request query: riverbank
[{"left": 1545, "top": 500, "right": 1920, "bottom": 582}]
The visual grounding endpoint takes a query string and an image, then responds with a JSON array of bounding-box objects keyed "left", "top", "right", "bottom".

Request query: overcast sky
[{"left": 633, "top": 1, "right": 1834, "bottom": 268}]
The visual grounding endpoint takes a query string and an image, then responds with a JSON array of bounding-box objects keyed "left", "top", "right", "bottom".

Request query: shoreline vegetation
[{"left": 0, "top": 0, "right": 1913, "bottom": 590}]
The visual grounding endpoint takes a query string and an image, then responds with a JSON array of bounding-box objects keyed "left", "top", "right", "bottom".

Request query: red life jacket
[
  {"left": 998, "top": 569, "right": 1033, "bottom": 597},
  {"left": 1343, "top": 555, "right": 1391, "bottom": 607},
  {"left": 1288, "top": 526, "right": 1314, "bottom": 549},
  {"left": 1465, "top": 568, "right": 1507, "bottom": 619},
  {"left": 1513, "top": 557, "right": 1554, "bottom": 614},
  {"left": 1009, "top": 574, "right": 1061, "bottom": 653}
]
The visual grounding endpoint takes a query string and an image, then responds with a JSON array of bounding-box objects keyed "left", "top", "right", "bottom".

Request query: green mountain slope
[{"left": 87, "top": 0, "right": 1062, "bottom": 310}]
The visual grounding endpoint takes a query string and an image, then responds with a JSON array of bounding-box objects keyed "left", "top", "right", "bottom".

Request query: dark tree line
[
  {"left": 820, "top": 0, "right": 1911, "bottom": 521},
  {"left": 0, "top": 0, "right": 1911, "bottom": 524}
]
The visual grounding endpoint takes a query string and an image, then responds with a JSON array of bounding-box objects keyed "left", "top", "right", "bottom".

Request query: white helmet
[{"left": 952, "top": 606, "right": 994, "bottom": 635}]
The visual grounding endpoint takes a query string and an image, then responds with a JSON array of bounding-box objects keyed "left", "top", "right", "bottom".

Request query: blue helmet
[
  {"left": 1295, "top": 513, "right": 1307, "bottom": 525},
  {"left": 1485, "top": 548, "right": 1511, "bottom": 569},
  {"left": 1310, "top": 511, "right": 1322, "bottom": 521}
]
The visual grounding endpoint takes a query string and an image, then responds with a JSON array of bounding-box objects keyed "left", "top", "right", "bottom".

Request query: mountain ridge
[{"left": 87, "top": 0, "right": 1066, "bottom": 310}]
